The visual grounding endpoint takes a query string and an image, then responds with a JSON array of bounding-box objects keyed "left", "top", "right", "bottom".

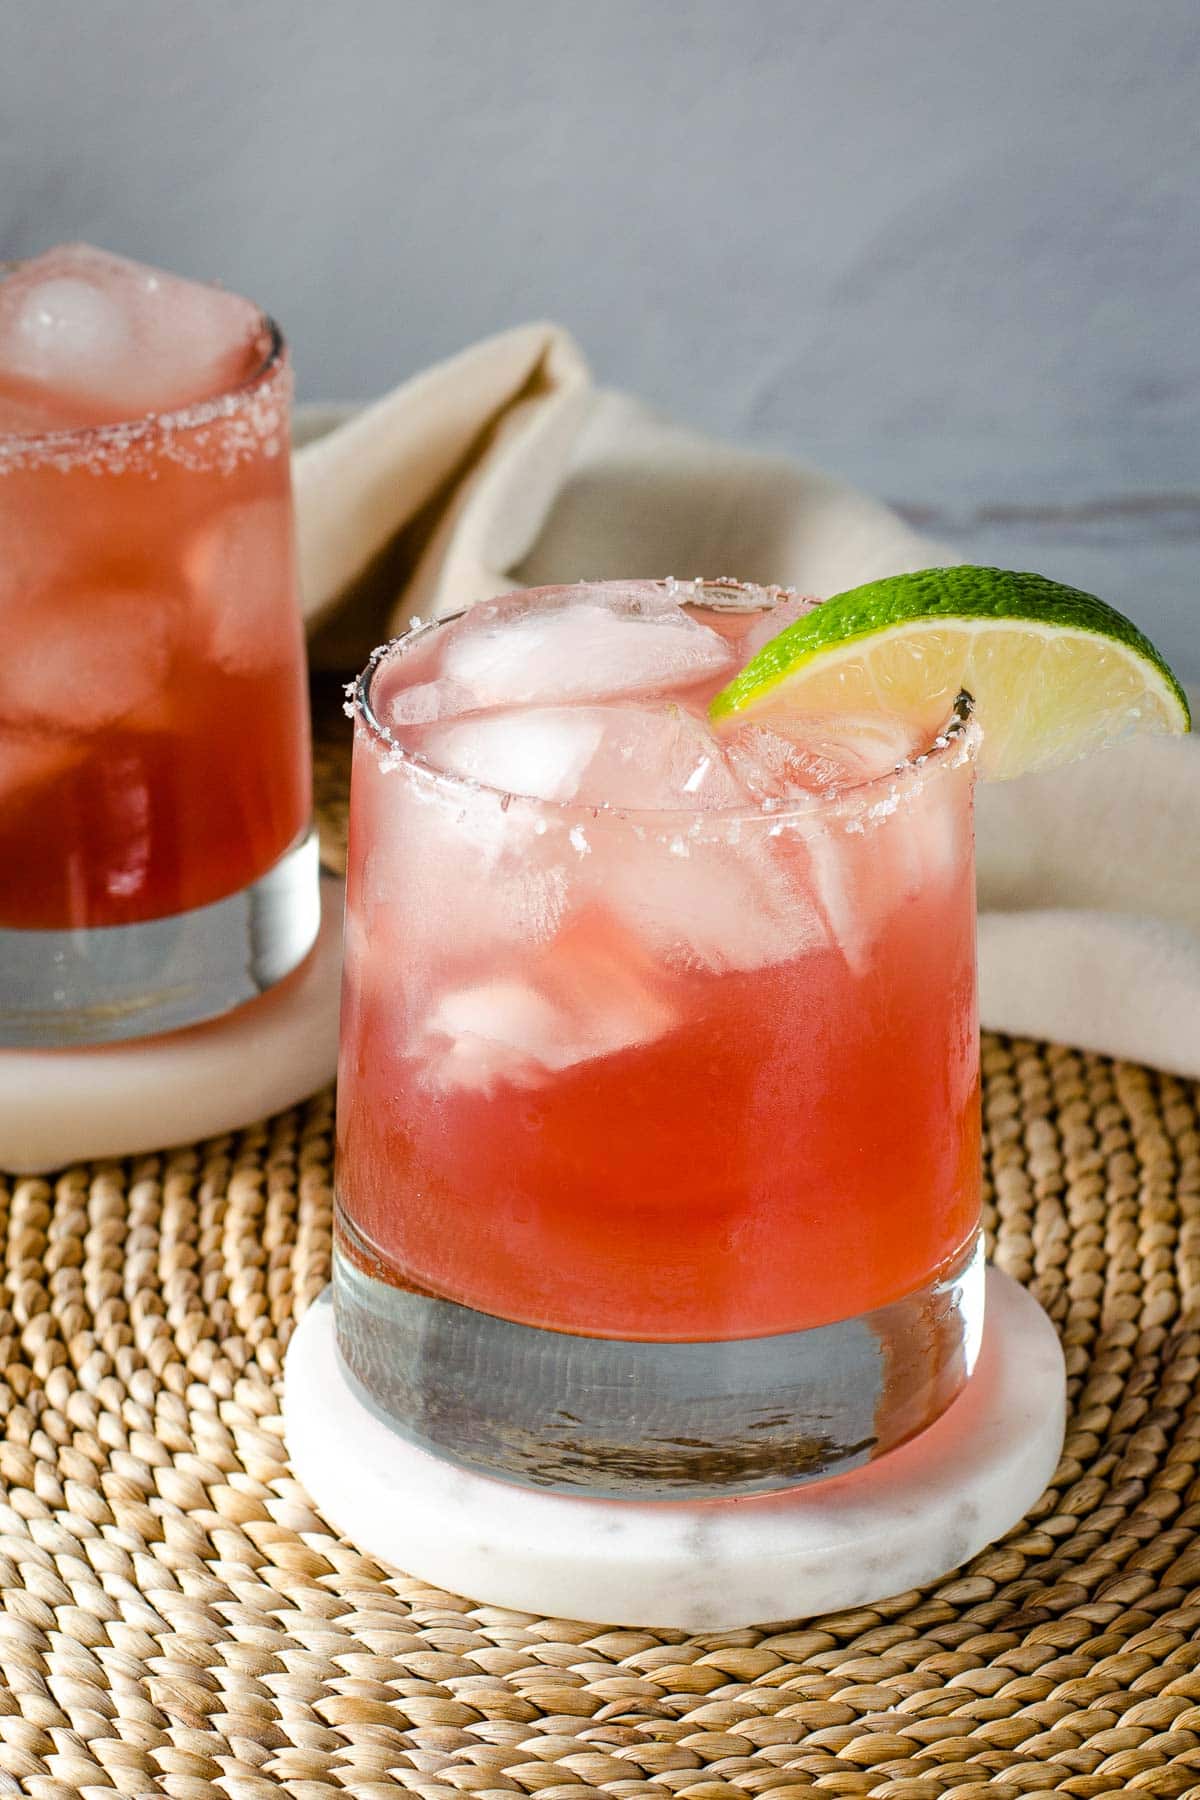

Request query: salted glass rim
[
  {"left": 351, "top": 580, "right": 980, "bottom": 827},
  {"left": 0, "top": 258, "right": 286, "bottom": 451}
]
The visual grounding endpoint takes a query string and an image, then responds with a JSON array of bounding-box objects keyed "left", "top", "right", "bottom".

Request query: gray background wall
[{"left": 3, "top": 0, "right": 1197, "bottom": 674}]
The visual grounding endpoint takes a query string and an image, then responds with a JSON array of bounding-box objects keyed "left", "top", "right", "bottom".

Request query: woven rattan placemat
[{"left": 2, "top": 685, "right": 1199, "bottom": 1800}]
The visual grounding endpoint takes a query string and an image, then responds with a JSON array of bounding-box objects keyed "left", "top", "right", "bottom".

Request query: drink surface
[
  {"left": 338, "top": 582, "right": 981, "bottom": 1343},
  {"left": 0, "top": 246, "right": 310, "bottom": 929}
]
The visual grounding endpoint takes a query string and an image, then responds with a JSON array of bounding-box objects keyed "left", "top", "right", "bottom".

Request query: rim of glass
[
  {"left": 0, "top": 259, "right": 285, "bottom": 450},
  {"left": 352, "top": 580, "right": 979, "bottom": 825}
]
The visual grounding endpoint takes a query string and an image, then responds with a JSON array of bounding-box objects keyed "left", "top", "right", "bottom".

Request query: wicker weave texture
[
  {"left": 2, "top": 707, "right": 1200, "bottom": 1797},
  {"left": 0, "top": 1040, "right": 1198, "bottom": 1798}
]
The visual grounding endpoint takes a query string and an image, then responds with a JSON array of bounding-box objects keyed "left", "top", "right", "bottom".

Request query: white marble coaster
[
  {"left": 0, "top": 875, "right": 343, "bottom": 1175},
  {"left": 285, "top": 1268, "right": 1066, "bottom": 1631}
]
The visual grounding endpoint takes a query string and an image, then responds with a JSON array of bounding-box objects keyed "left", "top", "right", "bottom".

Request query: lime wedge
[{"left": 708, "top": 565, "right": 1190, "bottom": 779}]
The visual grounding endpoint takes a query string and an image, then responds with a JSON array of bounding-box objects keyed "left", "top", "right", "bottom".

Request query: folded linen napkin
[{"left": 294, "top": 325, "right": 1200, "bottom": 1079}]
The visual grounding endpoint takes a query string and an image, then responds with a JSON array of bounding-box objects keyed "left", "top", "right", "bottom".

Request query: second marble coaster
[
  {"left": 285, "top": 1268, "right": 1067, "bottom": 1631},
  {"left": 0, "top": 874, "right": 344, "bottom": 1175}
]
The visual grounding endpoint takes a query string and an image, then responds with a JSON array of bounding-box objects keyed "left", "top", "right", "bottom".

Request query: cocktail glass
[
  {"left": 334, "top": 579, "right": 982, "bottom": 1497},
  {"left": 0, "top": 249, "right": 317, "bottom": 1045}
]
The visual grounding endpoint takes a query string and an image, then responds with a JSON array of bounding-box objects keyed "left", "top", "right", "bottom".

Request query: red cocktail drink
[
  {"left": 336, "top": 580, "right": 981, "bottom": 1496},
  {"left": 0, "top": 246, "right": 315, "bottom": 1042}
]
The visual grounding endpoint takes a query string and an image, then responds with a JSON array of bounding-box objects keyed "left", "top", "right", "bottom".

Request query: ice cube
[
  {"left": 4, "top": 273, "right": 132, "bottom": 388},
  {"left": 725, "top": 714, "right": 925, "bottom": 800},
  {"left": 386, "top": 678, "right": 479, "bottom": 726},
  {"left": 596, "top": 828, "right": 829, "bottom": 974},
  {"left": 739, "top": 594, "right": 821, "bottom": 660},
  {"left": 886, "top": 761, "right": 972, "bottom": 901},
  {"left": 185, "top": 499, "right": 299, "bottom": 674},
  {"left": 784, "top": 802, "right": 942, "bottom": 978},
  {"left": 721, "top": 715, "right": 927, "bottom": 974},
  {"left": 0, "top": 586, "right": 176, "bottom": 732},
  {"left": 402, "top": 699, "right": 750, "bottom": 813},
  {"left": 135, "top": 264, "right": 266, "bottom": 413},
  {"left": 354, "top": 746, "right": 575, "bottom": 1013},
  {"left": 439, "top": 596, "right": 734, "bottom": 707},
  {"left": 396, "top": 696, "right": 832, "bottom": 976},
  {"left": 571, "top": 703, "right": 747, "bottom": 811},
  {"left": 403, "top": 707, "right": 609, "bottom": 802},
  {"left": 416, "top": 914, "right": 678, "bottom": 1093},
  {"left": 419, "top": 982, "right": 567, "bottom": 1092},
  {"left": 790, "top": 821, "right": 871, "bottom": 974},
  {"left": 0, "top": 245, "right": 263, "bottom": 428},
  {"left": 725, "top": 723, "right": 849, "bottom": 798},
  {"left": 771, "top": 774, "right": 963, "bottom": 980}
]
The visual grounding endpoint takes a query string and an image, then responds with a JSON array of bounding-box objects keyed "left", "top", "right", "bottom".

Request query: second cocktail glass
[
  {"left": 0, "top": 247, "right": 317, "bottom": 1044},
  {"left": 334, "top": 579, "right": 983, "bottom": 1498}
]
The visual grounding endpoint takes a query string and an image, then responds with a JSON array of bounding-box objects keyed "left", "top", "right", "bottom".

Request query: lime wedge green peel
[{"left": 709, "top": 565, "right": 1191, "bottom": 780}]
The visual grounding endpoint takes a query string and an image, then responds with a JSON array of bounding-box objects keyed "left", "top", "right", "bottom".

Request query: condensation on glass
[
  {"left": 334, "top": 583, "right": 983, "bottom": 1499},
  {"left": 0, "top": 258, "right": 316, "bottom": 1045}
]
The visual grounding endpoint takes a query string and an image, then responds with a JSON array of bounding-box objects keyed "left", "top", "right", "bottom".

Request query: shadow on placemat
[{"left": 0, "top": 680, "right": 1198, "bottom": 1795}]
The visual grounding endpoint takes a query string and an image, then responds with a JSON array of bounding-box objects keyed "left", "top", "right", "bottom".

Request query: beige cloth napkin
[{"left": 294, "top": 325, "right": 1200, "bottom": 1079}]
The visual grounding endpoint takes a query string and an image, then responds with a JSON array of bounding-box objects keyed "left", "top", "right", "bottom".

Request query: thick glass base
[
  {"left": 333, "top": 1216, "right": 985, "bottom": 1500},
  {"left": 290, "top": 1269, "right": 1063, "bottom": 1626},
  {"left": 0, "top": 827, "right": 321, "bottom": 1046}
]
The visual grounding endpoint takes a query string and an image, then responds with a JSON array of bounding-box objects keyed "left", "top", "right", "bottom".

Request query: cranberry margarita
[
  {"left": 335, "top": 580, "right": 982, "bottom": 1497},
  {"left": 0, "top": 246, "right": 315, "bottom": 1043}
]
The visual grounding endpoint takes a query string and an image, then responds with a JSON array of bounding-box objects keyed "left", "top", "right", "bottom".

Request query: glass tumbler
[
  {"left": 334, "top": 586, "right": 983, "bottom": 1499},
  {"left": 0, "top": 306, "right": 317, "bottom": 1044}
]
